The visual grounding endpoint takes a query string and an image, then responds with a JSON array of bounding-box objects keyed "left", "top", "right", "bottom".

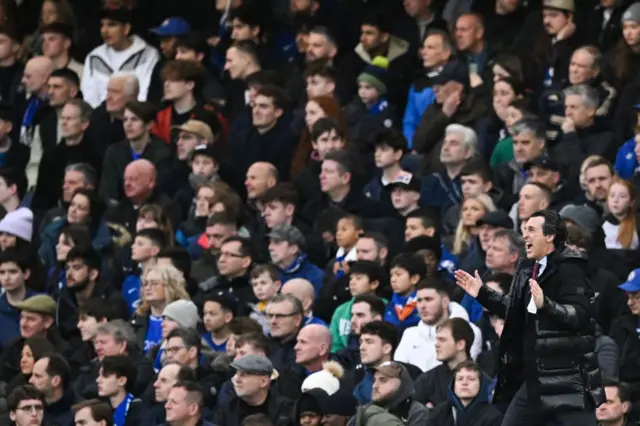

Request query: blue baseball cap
[
  {"left": 150, "top": 17, "right": 191, "bottom": 37},
  {"left": 619, "top": 268, "right": 640, "bottom": 292}
]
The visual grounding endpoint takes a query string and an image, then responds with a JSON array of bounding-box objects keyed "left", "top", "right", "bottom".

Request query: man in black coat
[{"left": 455, "top": 209, "right": 601, "bottom": 426}]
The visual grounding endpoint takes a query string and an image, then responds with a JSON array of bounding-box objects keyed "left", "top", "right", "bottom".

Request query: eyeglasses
[
  {"left": 218, "top": 251, "right": 246, "bottom": 259},
  {"left": 165, "top": 346, "right": 187, "bottom": 354},
  {"left": 142, "top": 280, "right": 164, "bottom": 288},
  {"left": 266, "top": 312, "right": 298, "bottom": 320},
  {"left": 17, "top": 404, "right": 44, "bottom": 413}
]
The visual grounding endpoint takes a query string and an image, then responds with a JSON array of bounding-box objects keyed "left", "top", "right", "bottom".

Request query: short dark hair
[
  {"left": 404, "top": 236, "right": 442, "bottom": 261},
  {"left": 0, "top": 248, "right": 30, "bottom": 272},
  {"left": 135, "top": 228, "right": 167, "bottom": 249},
  {"left": 100, "top": 355, "right": 137, "bottom": 393},
  {"left": 250, "top": 263, "right": 280, "bottom": 281},
  {"left": 372, "top": 127, "right": 407, "bottom": 152},
  {"left": 425, "top": 28, "right": 453, "bottom": 51},
  {"left": 360, "top": 320, "right": 399, "bottom": 352},
  {"left": 460, "top": 161, "right": 492, "bottom": 183},
  {"left": 484, "top": 273, "right": 513, "bottom": 294},
  {"left": 452, "top": 360, "right": 482, "bottom": 381},
  {"left": 310, "top": 117, "right": 345, "bottom": 142},
  {"left": 390, "top": 253, "right": 426, "bottom": 280},
  {"left": 234, "top": 332, "right": 271, "bottom": 356},
  {"left": 438, "top": 318, "right": 475, "bottom": 358},
  {"left": 228, "top": 3, "right": 263, "bottom": 30},
  {"left": 406, "top": 208, "right": 439, "bottom": 230},
  {"left": 7, "top": 385, "right": 44, "bottom": 412},
  {"left": 416, "top": 276, "right": 450, "bottom": 295},
  {"left": 349, "top": 260, "right": 384, "bottom": 285},
  {"left": 172, "top": 380, "right": 205, "bottom": 411},
  {"left": 337, "top": 212, "right": 364, "bottom": 231},
  {"left": 176, "top": 31, "right": 209, "bottom": 55},
  {"left": 230, "top": 39, "right": 260, "bottom": 65},
  {"left": 0, "top": 168, "right": 27, "bottom": 201},
  {"left": 361, "top": 8, "right": 391, "bottom": 33},
  {"left": 71, "top": 399, "right": 114, "bottom": 426},
  {"left": 66, "top": 246, "right": 102, "bottom": 272},
  {"left": 167, "top": 328, "right": 201, "bottom": 353},
  {"left": 529, "top": 209, "right": 567, "bottom": 248},
  {"left": 304, "top": 60, "right": 338, "bottom": 82},
  {"left": 50, "top": 68, "right": 80, "bottom": 87},
  {"left": 79, "top": 297, "right": 129, "bottom": 322},
  {"left": 565, "top": 225, "right": 593, "bottom": 250},
  {"left": 352, "top": 294, "right": 386, "bottom": 318},
  {"left": 584, "top": 157, "right": 614, "bottom": 176},
  {"left": 161, "top": 59, "right": 205, "bottom": 92},
  {"left": 228, "top": 317, "right": 264, "bottom": 335},
  {"left": 602, "top": 377, "right": 632, "bottom": 403},
  {"left": 359, "top": 232, "right": 388, "bottom": 250},
  {"left": 243, "top": 413, "right": 274, "bottom": 426},
  {"left": 206, "top": 211, "right": 237, "bottom": 228},
  {"left": 255, "top": 84, "right": 290, "bottom": 110},
  {"left": 42, "top": 352, "right": 71, "bottom": 389},
  {"left": 323, "top": 149, "right": 354, "bottom": 175},
  {"left": 221, "top": 236, "right": 254, "bottom": 259},
  {"left": 203, "top": 293, "right": 238, "bottom": 316},
  {"left": 158, "top": 247, "right": 191, "bottom": 279},
  {"left": 261, "top": 183, "right": 297, "bottom": 206},
  {"left": 124, "top": 100, "right": 157, "bottom": 124}
]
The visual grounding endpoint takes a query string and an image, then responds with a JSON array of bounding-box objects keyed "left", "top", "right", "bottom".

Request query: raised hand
[
  {"left": 530, "top": 279, "right": 544, "bottom": 309},
  {"left": 454, "top": 269, "right": 483, "bottom": 298}
]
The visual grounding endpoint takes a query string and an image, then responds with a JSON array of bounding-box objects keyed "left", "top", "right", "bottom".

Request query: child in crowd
[
  {"left": 333, "top": 214, "right": 364, "bottom": 279},
  {"left": 202, "top": 293, "right": 236, "bottom": 353},
  {"left": 121, "top": 228, "right": 167, "bottom": 314},
  {"left": 353, "top": 56, "right": 398, "bottom": 129},
  {"left": 405, "top": 208, "right": 457, "bottom": 276},
  {"left": 329, "top": 260, "right": 384, "bottom": 352},
  {"left": 384, "top": 253, "right": 426, "bottom": 330},
  {"left": 249, "top": 264, "right": 282, "bottom": 333},
  {"left": 175, "top": 143, "right": 221, "bottom": 219},
  {"left": 0, "top": 249, "right": 37, "bottom": 348},
  {"left": 603, "top": 178, "right": 638, "bottom": 249},
  {"left": 176, "top": 182, "right": 217, "bottom": 248}
]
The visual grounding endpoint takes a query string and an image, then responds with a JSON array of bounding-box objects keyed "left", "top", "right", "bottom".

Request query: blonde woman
[
  {"left": 452, "top": 194, "right": 497, "bottom": 256},
  {"left": 132, "top": 264, "right": 189, "bottom": 354}
]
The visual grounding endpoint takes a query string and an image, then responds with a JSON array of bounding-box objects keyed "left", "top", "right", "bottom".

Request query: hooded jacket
[
  {"left": 81, "top": 35, "right": 160, "bottom": 107},
  {"left": 427, "top": 370, "right": 502, "bottom": 426},
  {"left": 374, "top": 364, "right": 429, "bottom": 426},
  {"left": 352, "top": 404, "right": 404, "bottom": 426}
]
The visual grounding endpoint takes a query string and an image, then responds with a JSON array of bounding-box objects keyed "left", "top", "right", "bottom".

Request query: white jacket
[
  {"left": 81, "top": 35, "right": 159, "bottom": 107},
  {"left": 393, "top": 301, "right": 483, "bottom": 372}
]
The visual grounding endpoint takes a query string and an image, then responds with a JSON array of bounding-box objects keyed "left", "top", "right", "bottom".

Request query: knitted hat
[
  {"left": 357, "top": 56, "right": 389, "bottom": 96},
  {"left": 301, "top": 361, "right": 344, "bottom": 396},
  {"left": 623, "top": 2, "right": 640, "bottom": 24},
  {"left": 0, "top": 207, "right": 33, "bottom": 242},
  {"left": 162, "top": 300, "right": 199, "bottom": 330}
]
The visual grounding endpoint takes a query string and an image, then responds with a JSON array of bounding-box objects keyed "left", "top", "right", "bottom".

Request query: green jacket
[
  {"left": 352, "top": 405, "right": 404, "bottom": 426},
  {"left": 490, "top": 135, "right": 514, "bottom": 170},
  {"left": 330, "top": 297, "right": 387, "bottom": 352}
]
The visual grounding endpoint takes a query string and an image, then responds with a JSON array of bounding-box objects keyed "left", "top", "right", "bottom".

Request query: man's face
[
  {"left": 10, "top": 398, "right": 43, "bottom": 426},
  {"left": 263, "top": 201, "right": 292, "bottom": 229},
  {"left": 93, "top": 332, "right": 125, "bottom": 360},
  {"left": 252, "top": 95, "right": 281, "bottom": 129},
  {"left": 206, "top": 224, "right": 235, "bottom": 254},
  {"left": 0, "top": 34, "right": 15, "bottom": 62},
  {"left": 454, "top": 368, "right": 481, "bottom": 400},
  {"left": 455, "top": 15, "right": 481, "bottom": 52},
  {"left": 60, "top": 103, "right": 88, "bottom": 139},
  {"left": 319, "top": 159, "right": 347, "bottom": 193},
  {"left": 312, "top": 129, "right": 344, "bottom": 160},
  {"left": 404, "top": 0, "right": 430, "bottom": 18},
  {"left": 569, "top": 50, "right": 597, "bottom": 85},
  {"left": 596, "top": 386, "right": 629, "bottom": 423},
  {"left": 231, "top": 18, "right": 258, "bottom": 41},
  {"left": 421, "top": 34, "right": 449, "bottom": 69},
  {"left": 159, "top": 36, "right": 177, "bottom": 59},
  {"left": 123, "top": 109, "right": 149, "bottom": 140},
  {"left": 165, "top": 387, "right": 195, "bottom": 423},
  {"left": 74, "top": 406, "right": 103, "bottom": 426},
  {"left": 565, "top": 94, "right": 594, "bottom": 128},
  {"left": 77, "top": 314, "right": 99, "bottom": 342},
  {"left": 131, "top": 236, "right": 156, "bottom": 262},
  {"left": 66, "top": 258, "right": 91, "bottom": 289},
  {"left": 124, "top": 166, "right": 153, "bottom": 201},
  {"left": 245, "top": 164, "right": 274, "bottom": 200},
  {"left": 356, "top": 237, "right": 380, "bottom": 262},
  {"left": 268, "top": 240, "right": 295, "bottom": 265},
  {"left": 42, "top": 32, "right": 67, "bottom": 58},
  {"left": 623, "top": 20, "right": 640, "bottom": 47},
  {"left": 203, "top": 300, "right": 230, "bottom": 333},
  {"left": 440, "top": 132, "right": 469, "bottom": 165},
  {"left": 350, "top": 302, "right": 378, "bottom": 335},
  {"left": 478, "top": 224, "right": 497, "bottom": 251},
  {"left": 435, "top": 327, "right": 459, "bottom": 362},
  {"left": 485, "top": 236, "right": 516, "bottom": 271},
  {"left": 306, "top": 33, "right": 335, "bottom": 62},
  {"left": 542, "top": 9, "right": 570, "bottom": 36},
  {"left": 267, "top": 300, "right": 300, "bottom": 338},
  {"left": 518, "top": 184, "right": 547, "bottom": 220},
  {"left": 405, "top": 217, "right": 432, "bottom": 241},
  {"left": 62, "top": 170, "right": 87, "bottom": 202},
  {"left": 106, "top": 79, "right": 129, "bottom": 113},
  {"left": 391, "top": 187, "right": 420, "bottom": 214},
  {"left": 22, "top": 61, "right": 49, "bottom": 95},
  {"left": 497, "top": 0, "right": 521, "bottom": 13},
  {"left": 461, "top": 174, "right": 489, "bottom": 199},
  {"left": 372, "top": 372, "right": 400, "bottom": 403},
  {"left": 523, "top": 216, "right": 552, "bottom": 259},
  {"left": 20, "top": 312, "right": 50, "bottom": 338},
  {"left": 295, "top": 329, "right": 324, "bottom": 365},
  {"left": 217, "top": 241, "right": 249, "bottom": 277},
  {"left": 175, "top": 46, "right": 202, "bottom": 62},
  {"left": 512, "top": 131, "right": 544, "bottom": 164},
  {"left": 232, "top": 371, "right": 267, "bottom": 398},
  {"left": 29, "top": 358, "right": 53, "bottom": 395},
  {"left": 165, "top": 336, "right": 195, "bottom": 365},
  {"left": 374, "top": 144, "right": 399, "bottom": 169},
  {"left": 359, "top": 333, "right": 387, "bottom": 365},
  {"left": 416, "top": 288, "right": 446, "bottom": 325},
  {"left": 163, "top": 79, "right": 192, "bottom": 102},
  {"left": 528, "top": 166, "right": 559, "bottom": 190},
  {"left": 224, "top": 48, "right": 247, "bottom": 80},
  {"left": 360, "top": 25, "right": 386, "bottom": 52},
  {"left": 626, "top": 292, "right": 640, "bottom": 316},
  {"left": 153, "top": 364, "right": 180, "bottom": 402},
  {"left": 0, "top": 261, "right": 25, "bottom": 292},
  {"left": 175, "top": 131, "right": 200, "bottom": 160},
  {"left": 585, "top": 164, "right": 613, "bottom": 201},
  {"left": 100, "top": 19, "right": 129, "bottom": 47}
]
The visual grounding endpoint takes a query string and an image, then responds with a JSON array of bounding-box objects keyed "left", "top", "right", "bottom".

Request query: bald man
[
  {"left": 294, "top": 324, "right": 332, "bottom": 372},
  {"left": 246, "top": 161, "right": 278, "bottom": 201},
  {"left": 282, "top": 279, "right": 328, "bottom": 327},
  {"left": 22, "top": 56, "right": 54, "bottom": 97}
]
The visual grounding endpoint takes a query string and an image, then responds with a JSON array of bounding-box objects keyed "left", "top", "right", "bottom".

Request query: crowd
[{"left": 1, "top": 0, "right": 640, "bottom": 425}]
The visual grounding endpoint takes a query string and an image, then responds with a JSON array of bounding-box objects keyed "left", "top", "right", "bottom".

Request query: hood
[
  {"left": 354, "top": 35, "right": 410, "bottom": 63},
  {"left": 447, "top": 369, "right": 491, "bottom": 412},
  {"left": 356, "top": 404, "right": 404, "bottom": 426},
  {"left": 378, "top": 364, "right": 414, "bottom": 410}
]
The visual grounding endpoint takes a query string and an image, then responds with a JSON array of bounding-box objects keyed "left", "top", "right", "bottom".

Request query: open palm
[{"left": 454, "top": 270, "right": 483, "bottom": 298}]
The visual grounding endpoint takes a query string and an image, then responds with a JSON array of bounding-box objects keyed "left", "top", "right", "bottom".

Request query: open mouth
[{"left": 525, "top": 243, "right": 532, "bottom": 250}]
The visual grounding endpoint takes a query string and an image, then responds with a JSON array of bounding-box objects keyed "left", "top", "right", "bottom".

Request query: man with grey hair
[
  {"left": 32, "top": 99, "right": 100, "bottom": 213},
  {"left": 267, "top": 293, "right": 304, "bottom": 371},
  {"left": 72, "top": 319, "right": 154, "bottom": 399},
  {"left": 485, "top": 229, "right": 524, "bottom": 276},
  {"left": 554, "top": 83, "right": 615, "bottom": 182}
]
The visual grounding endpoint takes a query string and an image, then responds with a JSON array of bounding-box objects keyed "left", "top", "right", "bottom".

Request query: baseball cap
[
  {"left": 543, "top": 0, "right": 574, "bottom": 12},
  {"left": 430, "top": 59, "right": 469, "bottom": 87},
  {"left": 387, "top": 174, "right": 420, "bottom": 193},
  {"left": 150, "top": 17, "right": 191, "bottom": 37},
  {"left": 373, "top": 361, "right": 404, "bottom": 379},
  {"left": 268, "top": 224, "right": 305, "bottom": 247},
  {"left": 14, "top": 295, "right": 56, "bottom": 317},
  {"left": 619, "top": 269, "right": 640, "bottom": 293},
  {"left": 191, "top": 144, "right": 217, "bottom": 162},
  {"left": 230, "top": 354, "right": 274, "bottom": 376},
  {"left": 623, "top": 3, "right": 640, "bottom": 24},
  {"left": 172, "top": 120, "right": 214, "bottom": 142},
  {"left": 524, "top": 155, "right": 560, "bottom": 172},
  {"left": 477, "top": 211, "right": 513, "bottom": 229},
  {"left": 559, "top": 204, "right": 600, "bottom": 233}
]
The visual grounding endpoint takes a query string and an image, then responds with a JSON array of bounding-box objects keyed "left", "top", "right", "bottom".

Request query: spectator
[
  {"left": 6, "top": 385, "right": 45, "bottom": 426},
  {"left": 201, "top": 293, "right": 236, "bottom": 353},
  {"left": 41, "top": 22, "right": 83, "bottom": 78},
  {"left": 595, "top": 378, "right": 633, "bottom": 426},
  {"left": 96, "top": 355, "right": 142, "bottom": 426},
  {"left": 248, "top": 264, "right": 281, "bottom": 332},
  {"left": 0, "top": 249, "right": 38, "bottom": 347},
  {"left": 383, "top": 253, "right": 425, "bottom": 330},
  {"left": 335, "top": 295, "right": 385, "bottom": 368},
  {"left": 294, "top": 324, "right": 332, "bottom": 378},
  {"left": 71, "top": 399, "right": 114, "bottom": 426},
  {"left": 191, "top": 211, "right": 237, "bottom": 287},
  {"left": 525, "top": 155, "right": 574, "bottom": 212},
  {"left": 602, "top": 178, "right": 638, "bottom": 250},
  {"left": 511, "top": 182, "right": 552, "bottom": 232},
  {"left": 267, "top": 294, "right": 304, "bottom": 371},
  {"left": 224, "top": 40, "right": 262, "bottom": 121},
  {"left": 584, "top": 157, "right": 614, "bottom": 215},
  {"left": 145, "top": 363, "right": 196, "bottom": 424},
  {"left": 81, "top": 7, "right": 159, "bottom": 107},
  {"left": 454, "top": 13, "right": 493, "bottom": 81},
  {"left": 281, "top": 278, "right": 327, "bottom": 326},
  {"left": 29, "top": 352, "right": 77, "bottom": 426},
  {"left": 165, "top": 380, "right": 217, "bottom": 426}
]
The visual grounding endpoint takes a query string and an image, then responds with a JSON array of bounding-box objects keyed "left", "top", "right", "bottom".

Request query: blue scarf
[
  {"left": 20, "top": 97, "right": 42, "bottom": 145},
  {"left": 114, "top": 393, "right": 134, "bottom": 426},
  {"left": 281, "top": 253, "right": 308, "bottom": 274},
  {"left": 367, "top": 98, "right": 389, "bottom": 117}
]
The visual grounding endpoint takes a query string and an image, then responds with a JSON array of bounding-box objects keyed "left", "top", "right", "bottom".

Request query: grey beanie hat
[
  {"left": 623, "top": 3, "right": 640, "bottom": 24},
  {"left": 162, "top": 300, "right": 199, "bottom": 330}
]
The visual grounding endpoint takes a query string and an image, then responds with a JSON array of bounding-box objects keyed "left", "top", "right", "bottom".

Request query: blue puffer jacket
[
  {"left": 403, "top": 85, "right": 436, "bottom": 148},
  {"left": 615, "top": 137, "right": 637, "bottom": 179}
]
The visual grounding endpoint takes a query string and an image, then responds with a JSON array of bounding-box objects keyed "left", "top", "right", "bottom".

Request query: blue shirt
[
  {"left": 144, "top": 315, "right": 163, "bottom": 353},
  {"left": 201, "top": 332, "right": 227, "bottom": 353},
  {"left": 121, "top": 274, "right": 141, "bottom": 314}
]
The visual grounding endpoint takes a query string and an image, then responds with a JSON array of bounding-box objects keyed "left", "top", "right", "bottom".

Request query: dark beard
[{"left": 69, "top": 277, "right": 91, "bottom": 293}]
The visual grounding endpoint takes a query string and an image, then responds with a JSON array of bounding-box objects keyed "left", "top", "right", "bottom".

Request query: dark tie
[{"left": 532, "top": 262, "right": 540, "bottom": 281}]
